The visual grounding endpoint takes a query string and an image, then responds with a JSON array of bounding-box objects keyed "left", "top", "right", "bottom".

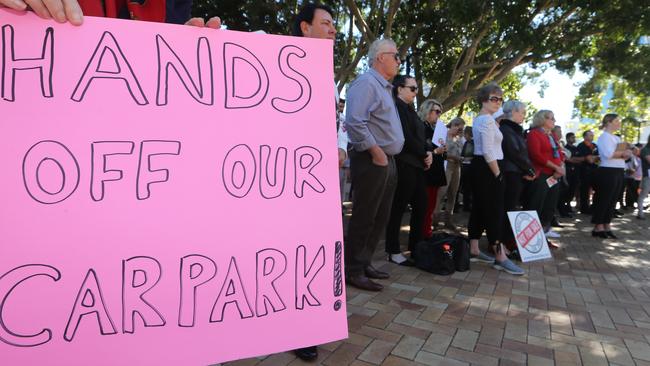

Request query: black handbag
[
  {"left": 415, "top": 233, "right": 470, "bottom": 274},
  {"left": 414, "top": 238, "right": 456, "bottom": 275}
]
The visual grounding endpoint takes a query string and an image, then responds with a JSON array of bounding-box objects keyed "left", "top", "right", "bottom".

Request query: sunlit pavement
[{"left": 225, "top": 208, "right": 650, "bottom": 365}]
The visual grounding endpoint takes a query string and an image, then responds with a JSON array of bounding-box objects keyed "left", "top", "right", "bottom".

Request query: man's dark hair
[
  {"left": 582, "top": 130, "right": 592, "bottom": 138},
  {"left": 566, "top": 132, "right": 575, "bottom": 139},
  {"left": 292, "top": 2, "right": 335, "bottom": 37}
]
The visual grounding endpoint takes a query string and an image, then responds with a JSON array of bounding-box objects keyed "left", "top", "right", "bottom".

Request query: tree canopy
[{"left": 192, "top": 0, "right": 650, "bottom": 114}]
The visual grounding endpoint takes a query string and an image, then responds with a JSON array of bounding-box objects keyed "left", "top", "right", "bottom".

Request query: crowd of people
[{"left": 341, "top": 54, "right": 650, "bottom": 288}]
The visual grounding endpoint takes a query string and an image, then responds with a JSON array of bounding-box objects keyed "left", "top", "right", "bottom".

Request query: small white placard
[
  {"left": 507, "top": 210, "right": 553, "bottom": 262},
  {"left": 432, "top": 120, "right": 448, "bottom": 147}
]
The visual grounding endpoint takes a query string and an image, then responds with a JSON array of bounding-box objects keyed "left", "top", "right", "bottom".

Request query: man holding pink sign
[{"left": 0, "top": 4, "right": 347, "bottom": 365}]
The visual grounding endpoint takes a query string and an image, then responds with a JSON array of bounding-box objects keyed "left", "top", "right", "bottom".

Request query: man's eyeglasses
[
  {"left": 403, "top": 86, "right": 418, "bottom": 92},
  {"left": 380, "top": 52, "right": 401, "bottom": 62},
  {"left": 431, "top": 109, "right": 442, "bottom": 115},
  {"left": 488, "top": 96, "right": 504, "bottom": 103}
]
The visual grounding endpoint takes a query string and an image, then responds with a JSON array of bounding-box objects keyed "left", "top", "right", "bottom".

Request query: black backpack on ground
[{"left": 414, "top": 232, "right": 470, "bottom": 275}]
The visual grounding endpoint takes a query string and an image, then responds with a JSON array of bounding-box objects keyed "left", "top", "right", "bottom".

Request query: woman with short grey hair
[
  {"left": 530, "top": 109, "right": 554, "bottom": 129},
  {"left": 525, "top": 109, "right": 565, "bottom": 242},
  {"left": 499, "top": 100, "right": 535, "bottom": 257},
  {"left": 502, "top": 100, "right": 527, "bottom": 121}
]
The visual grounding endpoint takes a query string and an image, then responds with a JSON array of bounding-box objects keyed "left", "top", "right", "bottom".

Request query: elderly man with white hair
[{"left": 344, "top": 38, "right": 405, "bottom": 291}]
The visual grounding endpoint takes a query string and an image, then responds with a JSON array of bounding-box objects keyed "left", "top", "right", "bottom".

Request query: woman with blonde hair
[
  {"left": 420, "top": 99, "right": 448, "bottom": 238},
  {"left": 591, "top": 114, "right": 632, "bottom": 238},
  {"left": 434, "top": 117, "right": 465, "bottom": 230}
]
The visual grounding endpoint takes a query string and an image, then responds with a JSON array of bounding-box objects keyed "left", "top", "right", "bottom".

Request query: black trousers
[
  {"left": 524, "top": 173, "right": 560, "bottom": 230},
  {"left": 502, "top": 171, "right": 524, "bottom": 247},
  {"left": 579, "top": 168, "right": 595, "bottom": 212},
  {"left": 385, "top": 160, "right": 427, "bottom": 254},
  {"left": 345, "top": 150, "right": 397, "bottom": 277},
  {"left": 558, "top": 167, "right": 579, "bottom": 214},
  {"left": 467, "top": 157, "right": 504, "bottom": 245},
  {"left": 460, "top": 163, "right": 472, "bottom": 211},
  {"left": 591, "top": 167, "right": 624, "bottom": 225},
  {"left": 625, "top": 178, "right": 640, "bottom": 208}
]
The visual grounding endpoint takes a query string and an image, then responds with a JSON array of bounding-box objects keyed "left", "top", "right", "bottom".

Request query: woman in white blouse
[
  {"left": 591, "top": 114, "right": 632, "bottom": 238},
  {"left": 467, "top": 83, "right": 524, "bottom": 275}
]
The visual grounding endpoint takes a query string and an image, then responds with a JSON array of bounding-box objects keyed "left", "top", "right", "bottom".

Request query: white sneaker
[
  {"left": 389, "top": 253, "right": 408, "bottom": 264},
  {"left": 545, "top": 230, "right": 561, "bottom": 238}
]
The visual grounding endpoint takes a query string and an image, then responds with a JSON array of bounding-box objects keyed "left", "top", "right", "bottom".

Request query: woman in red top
[{"left": 525, "top": 110, "right": 565, "bottom": 238}]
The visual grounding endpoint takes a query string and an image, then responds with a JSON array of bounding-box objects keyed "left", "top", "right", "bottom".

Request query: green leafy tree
[
  {"left": 190, "top": 1, "right": 650, "bottom": 112},
  {"left": 574, "top": 74, "right": 650, "bottom": 143}
]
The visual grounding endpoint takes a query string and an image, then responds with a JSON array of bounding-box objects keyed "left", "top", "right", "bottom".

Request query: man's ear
[{"left": 300, "top": 20, "right": 311, "bottom": 36}]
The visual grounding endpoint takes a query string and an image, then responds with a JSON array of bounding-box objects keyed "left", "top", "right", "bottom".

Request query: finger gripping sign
[{"left": 0, "top": 10, "right": 346, "bottom": 365}]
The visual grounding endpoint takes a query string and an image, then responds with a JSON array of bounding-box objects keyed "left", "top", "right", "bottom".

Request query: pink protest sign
[{"left": 0, "top": 10, "right": 347, "bottom": 365}]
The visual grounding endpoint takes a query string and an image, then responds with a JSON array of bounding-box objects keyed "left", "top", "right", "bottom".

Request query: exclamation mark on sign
[{"left": 333, "top": 241, "right": 342, "bottom": 311}]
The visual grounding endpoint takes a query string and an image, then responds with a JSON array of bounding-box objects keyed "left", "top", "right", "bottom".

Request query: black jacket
[
  {"left": 395, "top": 98, "right": 428, "bottom": 169},
  {"left": 500, "top": 119, "right": 533, "bottom": 175},
  {"left": 424, "top": 122, "right": 447, "bottom": 187}
]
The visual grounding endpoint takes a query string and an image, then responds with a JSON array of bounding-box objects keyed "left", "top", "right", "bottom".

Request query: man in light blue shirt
[{"left": 344, "top": 38, "right": 404, "bottom": 292}]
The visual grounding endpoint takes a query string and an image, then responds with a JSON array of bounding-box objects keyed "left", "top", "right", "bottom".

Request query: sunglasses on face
[
  {"left": 431, "top": 109, "right": 442, "bottom": 115},
  {"left": 488, "top": 96, "right": 504, "bottom": 103},
  {"left": 403, "top": 85, "right": 418, "bottom": 92}
]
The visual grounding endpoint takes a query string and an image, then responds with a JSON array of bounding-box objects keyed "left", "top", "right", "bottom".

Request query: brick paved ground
[{"left": 223, "top": 208, "right": 650, "bottom": 366}]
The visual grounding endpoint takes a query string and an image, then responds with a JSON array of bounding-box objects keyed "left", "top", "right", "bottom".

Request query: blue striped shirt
[{"left": 345, "top": 68, "right": 405, "bottom": 155}]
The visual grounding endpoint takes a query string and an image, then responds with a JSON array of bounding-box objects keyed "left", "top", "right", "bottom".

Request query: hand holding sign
[
  {"left": 184, "top": 16, "right": 222, "bottom": 29},
  {"left": 0, "top": 10, "right": 346, "bottom": 365},
  {"left": 432, "top": 120, "right": 448, "bottom": 148},
  {"left": 0, "top": 0, "right": 83, "bottom": 24}
]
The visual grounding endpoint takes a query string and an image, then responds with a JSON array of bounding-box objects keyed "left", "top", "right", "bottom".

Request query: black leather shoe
[
  {"left": 591, "top": 230, "right": 607, "bottom": 239},
  {"left": 365, "top": 265, "right": 390, "bottom": 279},
  {"left": 551, "top": 217, "right": 563, "bottom": 227},
  {"left": 294, "top": 346, "right": 318, "bottom": 361},
  {"left": 605, "top": 231, "right": 618, "bottom": 239},
  {"left": 347, "top": 275, "right": 383, "bottom": 291}
]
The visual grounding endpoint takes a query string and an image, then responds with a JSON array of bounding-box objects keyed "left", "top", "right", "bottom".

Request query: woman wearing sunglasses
[
  {"left": 467, "top": 83, "right": 524, "bottom": 275},
  {"left": 385, "top": 75, "right": 432, "bottom": 265},
  {"left": 420, "top": 99, "right": 448, "bottom": 238}
]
